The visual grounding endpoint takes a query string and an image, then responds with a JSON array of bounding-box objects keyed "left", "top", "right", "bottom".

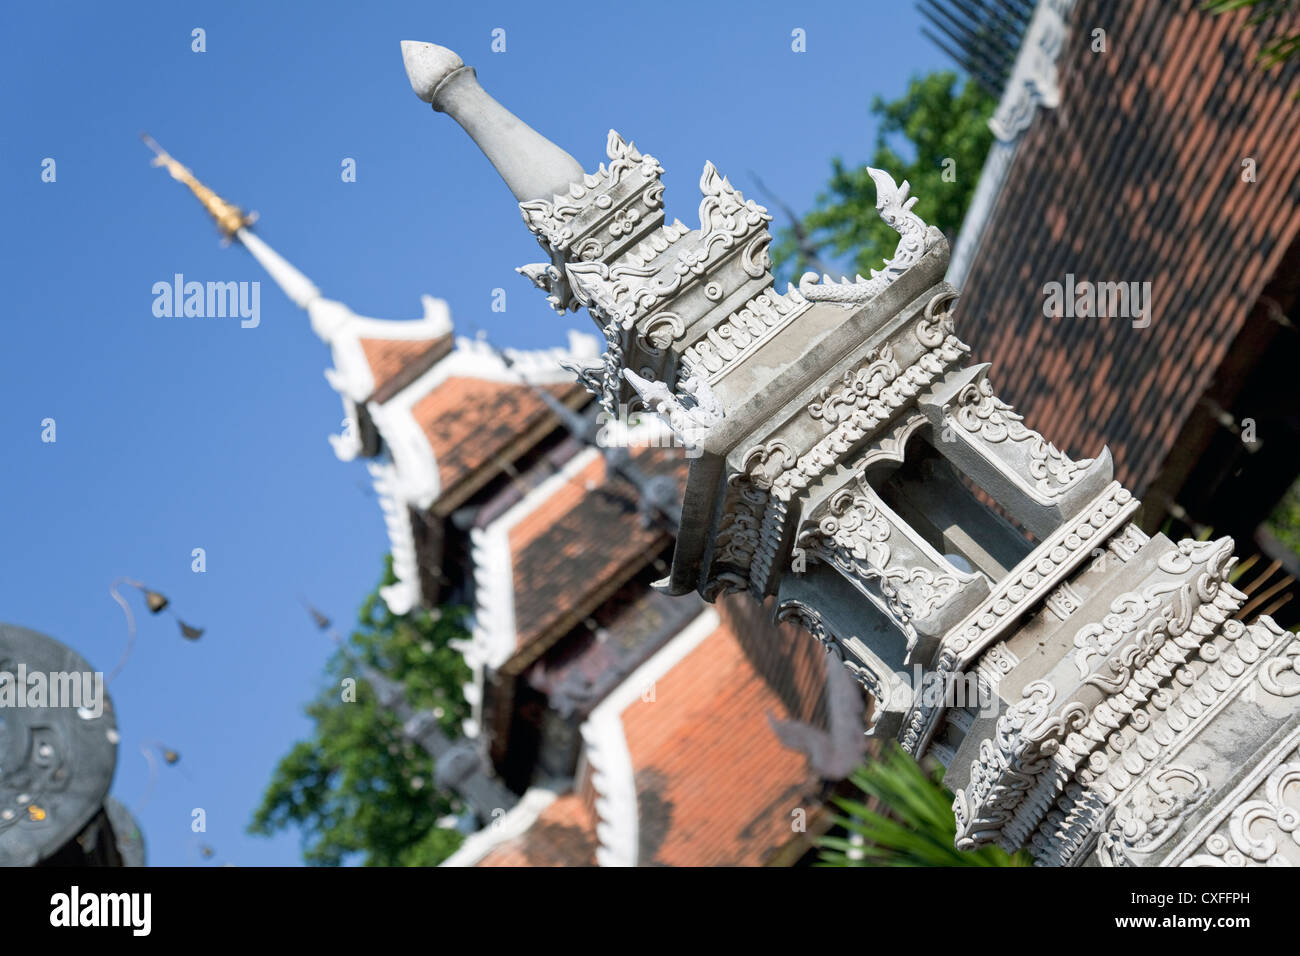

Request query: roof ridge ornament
[
  {"left": 798, "top": 167, "right": 937, "bottom": 304},
  {"left": 142, "top": 135, "right": 324, "bottom": 310},
  {"left": 141, "top": 133, "right": 257, "bottom": 241},
  {"left": 623, "top": 368, "right": 723, "bottom": 457}
]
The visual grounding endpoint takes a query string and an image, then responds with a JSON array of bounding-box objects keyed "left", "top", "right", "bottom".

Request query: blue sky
[{"left": 1, "top": 0, "right": 952, "bottom": 865}]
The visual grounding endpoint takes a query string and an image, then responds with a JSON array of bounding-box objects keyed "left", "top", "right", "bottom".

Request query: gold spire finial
[{"left": 142, "top": 133, "right": 257, "bottom": 240}]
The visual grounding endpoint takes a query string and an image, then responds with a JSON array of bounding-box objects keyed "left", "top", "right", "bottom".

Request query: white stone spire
[{"left": 234, "top": 227, "right": 322, "bottom": 310}]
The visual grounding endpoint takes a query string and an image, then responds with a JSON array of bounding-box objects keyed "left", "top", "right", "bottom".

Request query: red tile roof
[
  {"left": 474, "top": 793, "right": 598, "bottom": 867},
  {"left": 507, "top": 447, "right": 686, "bottom": 659},
  {"left": 412, "top": 377, "right": 580, "bottom": 506},
  {"left": 359, "top": 334, "right": 451, "bottom": 404},
  {"left": 619, "top": 610, "right": 822, "bottom": 866},
  {"left": 955, "top": 0, "right": 1300, "bottom": 495}
]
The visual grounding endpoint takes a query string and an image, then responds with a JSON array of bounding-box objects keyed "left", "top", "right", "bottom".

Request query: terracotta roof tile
[
  {"left": 507, "top": 447, "right": 687, "bottom": 656},
  {"left": 619, "top": 612, "right": 821, "bottom": 866},
  {"left": 956, "top": 0, "right": 1300, "bottom": 495},
  {"left": 359, "top": 335, "right": 452, "bottom": 402},
  {"left": 474, "top": 793, "right": 598, "bottom": 867},
  {"left": 412, "top": 377, "right": 578, "bottom": 500}
]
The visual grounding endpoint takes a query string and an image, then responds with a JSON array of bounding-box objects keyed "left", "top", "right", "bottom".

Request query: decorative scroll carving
[
  {"left": 1182, "top": 750, "right": 1300, "bottom": 867},
  {"left": 738, "top": 331, "right": 969, "bottom": 594},
  {"left": 952, "top": 374, "right": 1089, "bottom": 497},
  {"left": 808, "top": 347, "right": 901, "bottom": 426},
  {"left": 1096, "top": 765, "right": 1211, "bottom": 867},
  {"left": 563, "top": 163, "right": 771, "bottom": 331},
  {"left": 1259, "top": 641, "right": 1300, "bottom": 699},
  {"left": 519, "top": 130, "right": 665, "bottom": 255},
  {"left": 1071, "top": 580, "right": 1185, "bottom": 677}
]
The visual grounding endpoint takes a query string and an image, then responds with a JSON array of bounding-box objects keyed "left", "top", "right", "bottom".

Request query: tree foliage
[
  {"left": 1266, "top": 477, "right": 1300, "bottom": 558},
  {"left": 1206, "top": 1, "right": 1300, "bottom": 70},
  {"left": 818, "top": 743, "right": 1029, "bottom": 867},
  {"left": 249, "top": 557, "right": 473, "bottom": 866},
  {"left": 772, "top": 71, "right": 995, "bottom": 282}
]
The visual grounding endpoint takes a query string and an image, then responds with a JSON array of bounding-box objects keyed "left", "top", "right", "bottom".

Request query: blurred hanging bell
[
  {"left": 305, "top": 604, "right": 330, "bottom": 631},
  {"left": 144, "top": 589, "right": 170, "bottom": 613},
  {"left": 163, "top": 749, "right": 180, "bottom": 765}
]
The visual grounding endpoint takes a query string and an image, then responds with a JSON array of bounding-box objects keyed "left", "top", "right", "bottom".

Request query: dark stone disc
[{"left": 0, "top": 622, "right": 118, "bottom": 866}]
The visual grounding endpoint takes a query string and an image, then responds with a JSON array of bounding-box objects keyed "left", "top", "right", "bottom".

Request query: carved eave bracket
[
  {"left": 777, "top": 567, "right": 915, "bottom": 740},
  {"left": 917, "top": 363, "right": 1113, "bottom": 540}
]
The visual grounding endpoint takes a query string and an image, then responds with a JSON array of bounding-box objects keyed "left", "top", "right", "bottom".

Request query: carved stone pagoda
[{"left": 402, "top": 39, "right": 1300, "bottom": 866}]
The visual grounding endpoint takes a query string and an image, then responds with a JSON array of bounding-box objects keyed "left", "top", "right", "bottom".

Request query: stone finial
[
  {"left": 400, "top": 41, "right": 465, "bottom": 103},
  {"left": 400, "top": 40, "right": 584, "bottom": 203}
]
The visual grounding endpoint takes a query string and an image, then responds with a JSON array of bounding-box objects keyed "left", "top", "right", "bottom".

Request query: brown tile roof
[
  {"left": 412, "top": 377, "right": 580, "bottom": 506},
  {"left": 954, "top": 0, "right": 1300, "bottom": 496},
  {"left": 359, "top": 334, "right": 452, "bottom": 404},
  {"left": 619, "top": 612, "right": 821, "bottom": 866},
  {"left": 507, "top": 447, "right": 687, "bottom": 660},
  {"left": 718, "top": 593, "right": 829, "bottom": 730},
  {"left": 474, "top": 793, "right": 598, "bottom": 867}
]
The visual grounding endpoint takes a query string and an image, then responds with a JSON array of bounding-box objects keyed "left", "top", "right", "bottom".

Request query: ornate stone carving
[
  {"left": 1044, "top": 581, "right": 1082, "bottom": 622},
  {"left": 951, "top": 374, "right": 1089, "bottom": 497},
  {"left": 808, "top": 347, "right": 901, "bottom": 427},
  {"left": 407, "top": 43, "right": 1300, "bottom": 866},
  {"left": 623, "top": 367, "right": 723, "bottom": 451},
  {"left": 1181, "top": 750, "right": 1300, "bottom": 867},
  {"left": 796, "top": 477, "right": 974, "bottom": 644},
  {"left": 901, "top": 484, "right": 1139, "bottom": 757},
  {"left": 563, "top": 162, "right": 770, "bottom": 331},
  {"left": 1096, "top": 765, "right": 1211, "bottom": 867},
  {"left": 798, "top": 168, "right": 935, "bottom": 305},
  {"left": 952, "top": 680, "right": 1088, "bottom": 851},
  {"left": 519, "top": 130, "right": 665, "bottom": 259},
  {"left": 679, "top": 286, "right": 809, "bottom": 382}
]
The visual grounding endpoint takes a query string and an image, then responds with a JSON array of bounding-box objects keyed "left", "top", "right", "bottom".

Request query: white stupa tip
[{"left": 401, "top": 41, "right": 464, "bottom": 103}]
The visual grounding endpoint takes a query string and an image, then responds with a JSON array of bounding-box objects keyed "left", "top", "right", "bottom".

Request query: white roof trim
[
  {"left": 948, "top": 0, "right": 1075, "bottom": 287},
  {"left": 236, "top": 227, "right": 454, "bottom": 406},
  {"left": 329, "top": 396, "right": 364, "bottom": 462},
  {"left": 580, "top": 607, "right": 720, "bottom": 867},
  {"left": 364, "top": 329, "right": 602, "bottom": 515},
  {"left": 368, "top": 459, "right": 422, "bottom": 616},
  {"left": 439, "top": 785, "right": 559, "bottom": 867},
  {"left": 467, "top": 447, "right": 602, "bottom": 683},
  {"left": 312, "top": 295, "right": 454, "bottom": 405}
]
